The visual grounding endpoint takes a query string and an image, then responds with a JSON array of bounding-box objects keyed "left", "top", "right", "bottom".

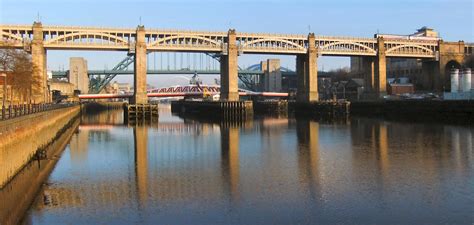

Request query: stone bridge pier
[
  {"left": 420, "top": 41, "right": 466, "bottom": 91},
  {"left": 434, "top": 41, "right": 466, "bottom": 91},
  {"left": 220, "top": 29, "right": 239, "bottom": 101},
  {"left": 296, "top": 33, "right": 319, "bottom": 103},
  {"left": 31, "top": 22, "right": 48, "bottom": 103},
  {"left": 360, "top": 37, "right": 387, "bottom": 98},
  {"left": 133, "top": 25, "right": 148, "bottom": 104}
]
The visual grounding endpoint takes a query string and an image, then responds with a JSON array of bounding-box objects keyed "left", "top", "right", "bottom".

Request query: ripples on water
[{"left": 2, "top": 105, "right": 473, "bottom": 224}]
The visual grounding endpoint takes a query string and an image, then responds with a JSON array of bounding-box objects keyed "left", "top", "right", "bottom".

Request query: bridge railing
[{"left": 0, "top": 103, "right": 78, "bottom": 121}]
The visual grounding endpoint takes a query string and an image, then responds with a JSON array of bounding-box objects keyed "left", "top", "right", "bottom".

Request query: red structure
[{"left": 78, "top": 85, "right": 288, "bottom": 99}]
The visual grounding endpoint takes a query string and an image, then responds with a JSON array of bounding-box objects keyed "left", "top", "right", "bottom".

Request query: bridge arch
[
  {"left": 386, "top": 44, "right": 434, "bottom": 55},
  {"left": 148, "top": 35, "right": 221, "bottom": 47},
  {"left": 320, "top": 41, "right": 376, "bottom": 54},
  {"left": 241, "top": 38, "right": 305, "bottom": 50},
  {"left": 1, "top": 32, "right": 24, "bottom": 42},
  {"left": 44, "top": 32, "right": 129, "bottom": 45},
  {"left": 445, "top": 60, "right": 462, "bottom": 70}
]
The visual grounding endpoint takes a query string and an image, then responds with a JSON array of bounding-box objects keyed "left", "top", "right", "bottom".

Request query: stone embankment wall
[
  {"left": 0, "top": 106, "right": 80, "bottom": 188},
  {"left": 351, "top": 100, "right": 474, "bottom": 123},
  {"left": 0, "top": 118, "right": 80, "bottom": 225}
]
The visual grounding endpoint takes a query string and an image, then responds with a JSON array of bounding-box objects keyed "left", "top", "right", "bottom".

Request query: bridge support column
[
  {"left": 361, "top": 57, "right": 375, "bottom": 92},
  {"left": 31, "top": 22, "right": 47, "bottom": 103},
  {"left": 374, "top": 37, "right": 387, "bottom": 96},
  {"left": 220, "top": 29, "right": 239, "bottom": 101},
  {"left": 297, "top": 33, "right": 318, "bottom": 102},
  {"left": 421, "top": 60, "right": 438, "bottom": 90},
  {"left": 261, "top": 59, "right": 282, "bottom": 92},
  {"left": 133, "top": 26, "right": 148, "bottom": 104},
  {"left": 435, "top": 41, "right": 466, "bottom": 92}
]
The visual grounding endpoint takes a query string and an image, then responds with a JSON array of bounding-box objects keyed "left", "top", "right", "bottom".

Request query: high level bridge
[{"left": 1, "top": 22, "right": 472, "bottom": 103}]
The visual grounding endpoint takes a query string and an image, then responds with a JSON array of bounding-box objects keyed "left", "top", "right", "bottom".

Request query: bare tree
[{"left": 0, "top": 43, "right": 40, "bottom": 104}]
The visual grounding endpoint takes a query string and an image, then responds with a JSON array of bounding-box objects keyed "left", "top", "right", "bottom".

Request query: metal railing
[{"left": 0, "top": 103, "right": 77, "bottom": 121}]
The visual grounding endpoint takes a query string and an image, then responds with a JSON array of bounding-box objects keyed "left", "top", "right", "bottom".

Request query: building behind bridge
[{"left": 351, "top": 27, "right": 440, "bottom": 90}]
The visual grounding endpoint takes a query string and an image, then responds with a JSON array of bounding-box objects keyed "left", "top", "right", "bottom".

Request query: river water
[{"left": 5, "top": 105, "right": 474, "bottom": 224}]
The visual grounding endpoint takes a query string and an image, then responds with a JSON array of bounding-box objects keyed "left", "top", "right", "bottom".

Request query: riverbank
[
  {"left": 0, "top": 118, "right": 80, "bottom": 225},
  {"left": 351, "top": 100, "right": 474, "bottom": 123},
  {"left": 0, "top": 105, "right": 80, "bottom": 188}
]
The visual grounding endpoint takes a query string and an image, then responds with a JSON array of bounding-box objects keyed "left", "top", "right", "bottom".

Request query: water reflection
[
  {"left": 134, "top": 124, "right": 149, "bottom": 208},
  {"left": 296, "top": 119, "right": 322, "bottom": 203},
  {"left": 0, "top": 118, "right": 79, "bottom": 225},
  {"left": 220, "top": 125, "right": 240, "bottom": 202},
  {"left": 11, "top": 106, "right": 473, "bottom": 224}
]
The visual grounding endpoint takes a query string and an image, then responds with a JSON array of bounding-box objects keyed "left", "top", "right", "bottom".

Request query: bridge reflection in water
[{"left": 1, "top": 106, "right": 472, "bottom": 224}]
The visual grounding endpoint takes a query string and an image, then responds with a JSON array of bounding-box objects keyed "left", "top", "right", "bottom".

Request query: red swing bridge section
[{"left": 78, "top": 85, "right": 288, "bottom": 100}]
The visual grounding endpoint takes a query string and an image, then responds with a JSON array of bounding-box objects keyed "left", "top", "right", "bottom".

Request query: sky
[{"left": 0, "top": 0, "right": 473, "bottom": 87}]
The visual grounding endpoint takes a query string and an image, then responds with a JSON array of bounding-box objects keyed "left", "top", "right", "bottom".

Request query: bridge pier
[
  {"left": 436, "top": 41, "right": 466, "bottom": 92},
  {"left": 220, "top": 29, "right": 239, "bottom": 101},
  {"left": 417, "top": 41, "right": 466, "bottom": 92},
  {"left": 261, "top": 59, "right": 282, "bottom": 92},
  {"left": 31, "top": 22, "right": 48, "bottom": 103},
  {"left": 421, "top": 60, "right": 438, "bottom": 90},
  {"left": 361, "top": 38, "right": 386, "bottom": 99},
  {"left": 296, "top": 33, "right": 319, "bottom": 103},
  {"left": 361, "top": 57, "right": 375, "bottom": 92},
  {"left": 133, "top": 25, "right": 148, "bottom": 104},
  {"left": 374, "top": 37, "right": 387, "bottom": 96}
]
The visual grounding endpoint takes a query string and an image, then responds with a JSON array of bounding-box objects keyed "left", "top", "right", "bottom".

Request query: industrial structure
[{"left": 445, "top": 68, "right": 473, "bottom": 100}]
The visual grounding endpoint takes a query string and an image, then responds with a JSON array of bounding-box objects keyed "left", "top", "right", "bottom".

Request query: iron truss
[{"left": 1, "top": 24, "right": 440, "bottom": 58}]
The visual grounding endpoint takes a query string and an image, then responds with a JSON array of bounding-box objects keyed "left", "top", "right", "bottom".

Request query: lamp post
[{"left": 0, "top": 73, "right": 6, "bottom": 107}]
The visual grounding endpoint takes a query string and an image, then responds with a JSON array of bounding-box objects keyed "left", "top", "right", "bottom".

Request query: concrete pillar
[
  {"left": 374, "top": 37, "right": 387, "bottom": 96},
  {"left": 263, "top": 59, "right": 282, "bottom": 92},
  {"left": 31, "top": 22, "right": 47, "bottom": 103},
  {"left": 421, "top": 60, "right": 438, "bottom": 90},
  {"left": 260, "top": 60, "right": 268, "bottom": 91},
  {"left": 69, "top": 57, "right": 89, "bottom": 94},
  {"left": 307, "top": 34, "right": 319, "bottom": 101},
  {"left": 362, "top": 57, "right": 375, "bottom": 92},
  {"left": 296, "top": 54, "right": 306, "bottom": 101},
  {"left": 133, "top": 26, "right": 147, "bottom": 104},
  {"left": 297, "top": 33, "right": 318, "bottom": 102},
  {"left": 134, "top": 125, "right": 148, "bottom": 207},
  {"left": 221, "top": 29, "right": 239, "bottom": 101}
]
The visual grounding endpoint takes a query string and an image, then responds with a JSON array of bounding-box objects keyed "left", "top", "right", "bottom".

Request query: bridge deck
[{"left": 1, "top": 23, "right": 443, "bottom": 58}]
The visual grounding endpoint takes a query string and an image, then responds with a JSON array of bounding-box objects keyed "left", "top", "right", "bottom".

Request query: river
[{"left": 2, "top": 105, "right": 473, "bottom": 225}]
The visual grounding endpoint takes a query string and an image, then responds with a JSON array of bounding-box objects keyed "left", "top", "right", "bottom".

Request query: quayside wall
[
  {"left": 0, "top": 118, "right": 80, "bottom": 225},
  {"left": 351, "top": 100, "right": 474, "bottom": 123},
  {"left": 0, "top": 105, "right": 80, "bottom": 188}
]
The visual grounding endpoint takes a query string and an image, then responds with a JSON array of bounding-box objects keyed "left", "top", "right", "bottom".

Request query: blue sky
[{"left": 1, "top": 0, "right": 473, "bottom": 87}]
